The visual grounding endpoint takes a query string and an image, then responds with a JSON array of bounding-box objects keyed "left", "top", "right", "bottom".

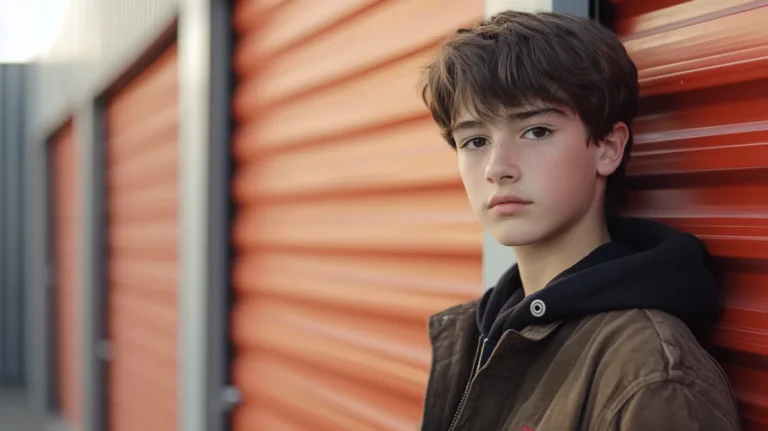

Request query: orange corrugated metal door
[
  {"left": 52, "top": 122, "right": 82, "bottom": 429},
  {"left": 105, "top": 44, "right": 179, "bottom": 431},
  {"left": 231, "top": 1, "right": 483, "bottom": 429},
  {"left": 613, "top": 1, "right": 768, "bottom": 429}
]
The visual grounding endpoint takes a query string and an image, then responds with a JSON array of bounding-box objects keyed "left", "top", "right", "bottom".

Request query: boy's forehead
[{"left": 453, "top": 102, "right": 572, "bottom": 125}]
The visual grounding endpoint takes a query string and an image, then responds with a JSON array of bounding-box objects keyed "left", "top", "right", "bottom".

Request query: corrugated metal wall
[
  {"left": 230, "top": 1, "right": 483, "bottom": 429},
  {"left": 51, "top": 121, "right": 82, "bottom": 428},
  {"left": 612, "top": 1, "right": 768, "bottom": 429},
  {"left": 105, "top": 44, "right": 179, "bottom": 431},
  {"left": 0, "top": 65, "right": 27, "bottom": 387}
]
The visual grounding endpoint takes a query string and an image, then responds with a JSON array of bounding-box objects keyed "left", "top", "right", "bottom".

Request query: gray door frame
[{"left": 178, "top": 0, "right": 235, "bottom": 430}]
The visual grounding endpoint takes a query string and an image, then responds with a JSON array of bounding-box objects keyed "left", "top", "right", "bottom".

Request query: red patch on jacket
[{"left": 519, "top": 425, "right": 536, "bottom": 431}]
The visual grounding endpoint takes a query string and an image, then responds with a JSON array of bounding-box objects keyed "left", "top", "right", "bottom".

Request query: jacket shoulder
[
  {"left": 587, "top": 310, "right": 739, "bottom": 429},
  {"left": 428, "top": 298, "right": 479, "bottom": 328},
  {"left": 595, "top": 310, "right": 721, "bottom": 383},
  {"left": 427, "top": 298, "right": 480, "bottom": 340},
  {"left": 601, "top": 378, "right": 740, "bottom": 430}
]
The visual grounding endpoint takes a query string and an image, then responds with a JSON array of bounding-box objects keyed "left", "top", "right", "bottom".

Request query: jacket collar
[
  {"left": 518, "top": 321, "right": 563, "bottom": 341},
  {"left": 429, "top": 299, "right": 563, "bottom": 346}
]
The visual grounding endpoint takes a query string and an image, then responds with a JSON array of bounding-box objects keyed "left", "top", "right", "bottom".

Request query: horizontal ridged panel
[
  {"left": 232, "top": 251, "right": 479, "bottom": 322},
  {"left": 234, "top": 0, "right": 481, "bottom": 110},
  {"left": 231, "top": 1, "right": 483, "bottom": 430},
  {"left": 105, "top": 44, "right": 179, "bottom": 431},
  {"left": 233, "top": 190, "right": 477, "bottom": 254},
  {"left": 615, "top": 2, "right": 768, "bottom": 430},
  {"left": 618, "top": 0, "right": 768, "bottom": 97},
  {"left": 52, "top": 122, "right": 82, "bottom": 428},
  {"left": 234, "top": 52, "right": 435, "bottom": 154},
  {"left": 232, "top": 120, "right": 463, "bottom": 200},
  {"left": 235, "top": 0, "right": 383, "bottom": 62}
]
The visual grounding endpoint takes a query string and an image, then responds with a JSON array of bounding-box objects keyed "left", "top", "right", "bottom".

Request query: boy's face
[{"left": 452, "top": 104, "right": 626, "bottom": 247}]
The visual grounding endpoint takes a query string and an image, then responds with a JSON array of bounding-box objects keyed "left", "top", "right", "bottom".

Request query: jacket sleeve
[{"left": 605, "top": 380, "right": 741, "bottom": 431}]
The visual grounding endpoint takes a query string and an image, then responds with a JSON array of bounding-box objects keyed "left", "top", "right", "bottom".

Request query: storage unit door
[
  {"left": 230, "top": 1, "right": 484, "bottom": 429},
  {"left": 105, "top": 44, "right": 179, "bottom": 431},
  {"left": 612, "top": 1, "right": 768, "bottom": 429},
  {"left": 52, "top": 122, "right": 82, "bottom": 429}
]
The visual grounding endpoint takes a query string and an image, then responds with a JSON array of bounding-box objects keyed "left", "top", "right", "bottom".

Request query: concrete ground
[{"left": 0, "top": 388, "right": 44, "bottom": 431}]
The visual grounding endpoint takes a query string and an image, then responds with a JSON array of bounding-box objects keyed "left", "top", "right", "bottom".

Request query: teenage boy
[{"left": 418, "top": 11, "right": 740, "bottom": 431}]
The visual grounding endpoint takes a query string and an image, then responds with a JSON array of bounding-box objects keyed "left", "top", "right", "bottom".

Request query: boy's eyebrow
[
  {"left": 451, "top": 119, "right": 485, "bottom": 135},
  {"left": 508, "top": 107, "right": 567, "bottom": 121},
  {"left": 451, "top": 107, "right": 567, "bottom": 135}
]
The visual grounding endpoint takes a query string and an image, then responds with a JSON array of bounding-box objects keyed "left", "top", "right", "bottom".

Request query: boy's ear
[{"left": 595, "top": 122, "right": 629, "bottom": 177}]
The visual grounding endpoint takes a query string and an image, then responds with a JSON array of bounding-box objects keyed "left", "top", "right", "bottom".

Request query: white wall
[
  {"left": 26, "top": 0, "right": 179, "bottom": 137},
  {"left": 485, "top": 0, "right": 552, "bottom": 16}
]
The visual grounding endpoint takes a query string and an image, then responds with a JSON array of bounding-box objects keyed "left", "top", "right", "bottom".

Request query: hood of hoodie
[{"left": 477, "top": 217, "right": 721, "bottom": 343}]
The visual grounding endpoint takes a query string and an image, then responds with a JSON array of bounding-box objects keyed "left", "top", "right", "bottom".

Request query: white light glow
[{"left": 0, "top": 0, "right": 70, "bottom": 63}]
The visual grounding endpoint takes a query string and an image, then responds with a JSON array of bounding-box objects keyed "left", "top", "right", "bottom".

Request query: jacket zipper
[{"left": 447, "top": 337, "right": 489, "bottom": 431}]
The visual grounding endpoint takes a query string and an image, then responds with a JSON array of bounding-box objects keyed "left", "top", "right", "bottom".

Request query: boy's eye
[
  {"left": 522, "top": 126, "right": 552, "bottom": 140},
  {"left": 462, "top": 137, "right": 490, "bottom": 149}
]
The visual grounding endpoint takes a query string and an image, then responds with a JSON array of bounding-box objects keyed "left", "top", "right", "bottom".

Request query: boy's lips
[
  {"left": 488, "top": 194, "right": 532, "bottom": 208},
  {"left": 488, "top": 195, "right": 532, "bottom": 216}
]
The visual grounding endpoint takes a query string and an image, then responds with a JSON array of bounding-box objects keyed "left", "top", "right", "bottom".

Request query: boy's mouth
[
  {"left": 488, "top": 194, "right": 531, "bottom": 208},
  {"left": 488, "top": 195, "right": 531, "bottom": 215}
]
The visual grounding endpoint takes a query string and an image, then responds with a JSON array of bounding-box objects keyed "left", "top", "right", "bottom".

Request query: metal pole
[{"left": 178, "top": 0, "right": 233, "bottom": 430}]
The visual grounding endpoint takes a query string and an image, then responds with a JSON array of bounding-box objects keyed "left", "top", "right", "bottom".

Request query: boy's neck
[{"left": 514, "top": 214, "right": 611, "bottom": 296}]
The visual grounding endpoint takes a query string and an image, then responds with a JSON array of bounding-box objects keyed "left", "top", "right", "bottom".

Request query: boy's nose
[{"left": 485, "top": 143, "right": 521, "bottom": 184}]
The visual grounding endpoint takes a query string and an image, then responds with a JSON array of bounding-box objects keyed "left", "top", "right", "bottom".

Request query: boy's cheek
[{"left": 459, "top": 173, "right": 489, "bottom": 210}]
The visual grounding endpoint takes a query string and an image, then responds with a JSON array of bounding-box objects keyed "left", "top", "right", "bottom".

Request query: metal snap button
[{"left": 530, "top": 299, "right": 546, "bottom": 318}]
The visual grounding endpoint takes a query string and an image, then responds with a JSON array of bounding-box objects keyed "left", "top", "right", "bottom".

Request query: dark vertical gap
[
  {"left": 0, "top": 65, "right": 27, "bottom": 387},
  {"left": 4, "top": 67, "right": 11, "bottom": 386},
  {"left": 210, "top": 0, "right": 236, "bottom": 429},
  {"left": 552, "top": 0, "right": 591, "bottom": 18},
  {"left": 0, "top": 66, "right": 7, "bottom": 387},
  {"left": 23, "top": 62, "right": 38, "bottom": 400},
  {"left": 593, "top": 0, "right": 616, "bottom": 30},
  {"left": 7, "top": 66, "right": 24, "bottom": 387},
  {"left": 17, "top": 66, "right": 27, "bottom": 387},
  {"left": 93, "top": 98, "right": 109, "bottom": 431},
  {"left": 45, "top": 135, "right": 60, "bottom": 414}
]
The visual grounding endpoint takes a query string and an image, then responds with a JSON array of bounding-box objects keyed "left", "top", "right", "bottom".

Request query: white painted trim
[
  {"left": 485, "top": 0, "right": 552, "bottom": 16},
  {"left": 46, "top": 415, "right": 77, "bottom": 431},
  {"left": 178, "top": 1, "right": 231, "bottom": 430},
  {"left": 178, "top": 0, "right": 212, "bottom": 427},
  {"left": 483, "top": 232, "right": 517, "bottom": 290}
]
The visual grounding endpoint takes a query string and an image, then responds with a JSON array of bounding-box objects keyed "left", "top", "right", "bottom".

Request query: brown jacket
[{"left": 420, "top": 300, "right": 741, "bottom": 431}]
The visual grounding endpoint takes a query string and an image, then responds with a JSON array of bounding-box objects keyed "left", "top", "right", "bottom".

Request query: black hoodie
[{"left": 475, "top": 217, "right": 720, "bottom": 367}]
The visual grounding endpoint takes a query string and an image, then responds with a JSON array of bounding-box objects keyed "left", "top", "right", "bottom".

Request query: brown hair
[{"left": 421, "top": 11, "right": 639, "bottom": 210}]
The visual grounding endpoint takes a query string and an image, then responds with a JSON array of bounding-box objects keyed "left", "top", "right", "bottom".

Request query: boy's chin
[
  {"left": 486, "top": 219, "right": 550, "bottom": 247},
  {"left": 491, "top": 234, "right": 540, "bottom": 248}
]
